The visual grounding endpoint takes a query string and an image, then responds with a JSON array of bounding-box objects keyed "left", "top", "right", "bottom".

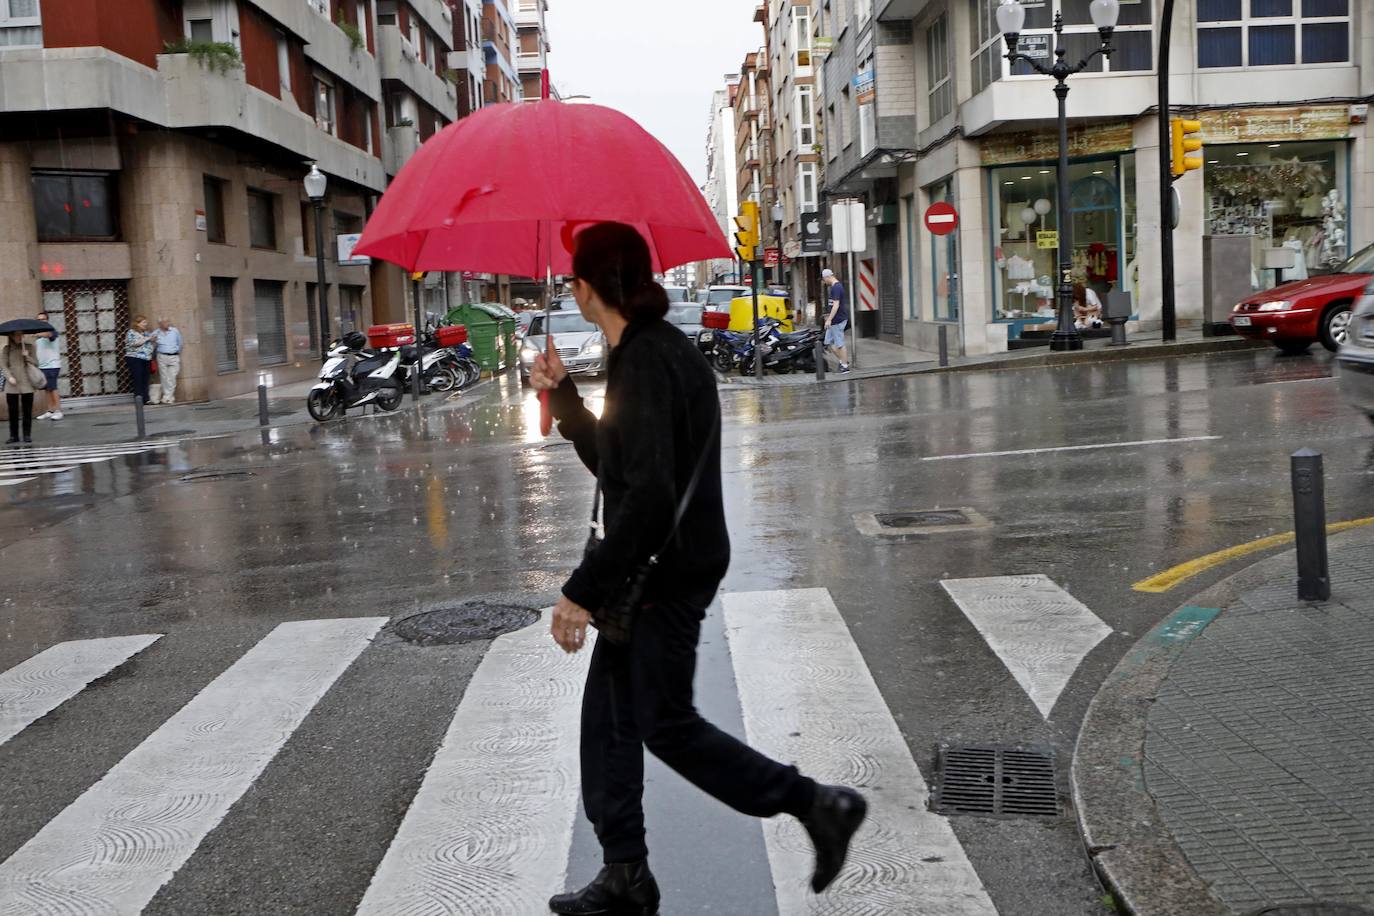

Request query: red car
[{"left": 1229, "top": 244, "right": 1372, "bottom": 354}]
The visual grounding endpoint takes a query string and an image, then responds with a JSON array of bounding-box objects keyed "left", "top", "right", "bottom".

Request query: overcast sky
[{"left": 545, "top": 0, "right": 763, "bottom": 187}]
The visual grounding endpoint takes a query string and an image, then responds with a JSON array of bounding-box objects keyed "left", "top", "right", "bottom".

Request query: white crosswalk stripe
[{"left": 0, "top": 442, "right": 173, "bottom": 487}]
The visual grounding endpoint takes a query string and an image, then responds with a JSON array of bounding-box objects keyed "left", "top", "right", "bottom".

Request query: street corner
[{"left": 1073, "top": 527, "right": 1374, "bottom": 916}]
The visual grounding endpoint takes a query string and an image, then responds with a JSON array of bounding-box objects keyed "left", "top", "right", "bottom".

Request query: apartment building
[
  {"left": 0, "top": 0, "right": 461, "bottom": 402},
  {"left": 815, "top": 0, "right": 1372, "bottom": 355},
  {"left": 446, "top": 0, "right": 484, "bottom": 116},
  {"left": 704, "top": 84, "right": 741, "bottom": 284},
  {"left": 732, "top": 49, "right": 778, "bottom": 272},
  {"left": 513, "top": 0, "right": 550, "bottom": 101},
  {"left": 481, "top": 0, "right": 519, "bottom": 103}
]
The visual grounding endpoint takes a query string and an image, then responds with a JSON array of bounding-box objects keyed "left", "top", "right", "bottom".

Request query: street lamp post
[
  {"left": 998, "top": 0, "right": 1119, "bottom": 352},
  {"left": 304, "top": 163, "right": 330, "bottom": 361}
]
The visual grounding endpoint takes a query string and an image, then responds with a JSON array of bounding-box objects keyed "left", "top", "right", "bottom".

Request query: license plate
[{"left": 1233, "top": 316, "right": 1252, "bottom": 327}]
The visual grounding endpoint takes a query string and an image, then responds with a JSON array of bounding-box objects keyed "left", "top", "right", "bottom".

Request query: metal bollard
[
  {"left": 135, "top": 396, "right": 146, "bottom": 440},
  {"left": 1291, "top": 448, "right": 1331, "bottom": 602},
  {"left": 938, "top": 323, "right": 949, "bottom": 368},
  {"left": 412, "top": 366, "right": 423, "bottom": 404},
  {"left": 257, "top": 384, "right": 269, "bottom": 427},
  {"left": 814, "top": 336, "right": 826, "bottom": 381}
]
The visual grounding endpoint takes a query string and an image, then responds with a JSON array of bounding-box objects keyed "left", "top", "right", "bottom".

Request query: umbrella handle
[{"left": 540, "top": 389, "right": 552, "bottom": 437}]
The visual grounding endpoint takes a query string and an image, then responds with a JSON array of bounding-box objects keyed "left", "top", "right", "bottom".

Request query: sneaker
[
  {"left": 36, "top": 411, "right": 52, "bottom": 420},
  {"left": 49, "top": 411, "right": 63, "bottom": 420},
  {"left": 840, "top": 363, "right": 851, "bottom": 373}
]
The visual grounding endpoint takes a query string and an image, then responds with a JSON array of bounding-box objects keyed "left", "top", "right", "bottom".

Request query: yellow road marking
[{"left": 1132, "top": 515, "right": 1374, "bottom": 593}]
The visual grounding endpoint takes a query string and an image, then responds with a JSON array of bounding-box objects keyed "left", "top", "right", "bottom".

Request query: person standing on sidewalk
[
  {"left": 124, "top": 316, "right": 157, "bottom": 406},
  {"left": 154, "top": 318, "right": 183, "bottom": 405},
  {"left": 33, "top": 310, "right": 63, "bottom": 421},
  {"left": 821, "top": 268, "right": 851, "bottom": 373},
  {"left": 532, "top": 222, "right": 866, "bottom": 916},
  {"left": 2, "top": 331, "right": 40, "bottom": 444}
]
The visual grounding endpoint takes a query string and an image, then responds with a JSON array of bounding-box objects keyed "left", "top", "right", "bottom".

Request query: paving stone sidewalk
[{"left": 1081, "top": 527, "right": 1374, "bottom": 916}]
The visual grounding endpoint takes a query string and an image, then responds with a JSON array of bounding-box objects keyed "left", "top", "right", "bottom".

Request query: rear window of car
[{"left": 666, "top": 304, "right": 703, "bottom": 326}]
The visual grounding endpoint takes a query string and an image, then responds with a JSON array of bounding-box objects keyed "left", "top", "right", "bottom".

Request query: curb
[
  {"left": 1072, "top": 533, "right": 1368, "bottom": 916},
  {"left": 720, "top": 336, "right": 1265, "bottom": 388}
]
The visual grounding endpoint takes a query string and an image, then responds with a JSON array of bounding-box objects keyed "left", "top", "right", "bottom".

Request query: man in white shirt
[
  {"left": 155, "top": 319, "right": 183, "bottom": 405},
  {"left": 34, "top": 310, "right": 64, "bottom": 420}
]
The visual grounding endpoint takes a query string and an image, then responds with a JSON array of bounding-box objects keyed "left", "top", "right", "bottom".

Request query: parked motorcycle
[{"left": 307, "top": 331, "right": 404, "bottom": 422}]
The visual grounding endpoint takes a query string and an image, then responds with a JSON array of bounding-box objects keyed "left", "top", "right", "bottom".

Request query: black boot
[
  {"left": 801, "top": 783, "right": 868, "bottom": 893},
  {"left": 548, "top": 860, "right": 660, "bottom": 915}
]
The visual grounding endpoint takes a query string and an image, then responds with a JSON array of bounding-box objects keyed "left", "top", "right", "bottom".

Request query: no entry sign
[{"left": 924, "top": 202, "right": 959, "bottom": 236}]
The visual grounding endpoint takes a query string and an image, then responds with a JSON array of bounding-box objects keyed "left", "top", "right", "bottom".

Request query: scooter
[{"left": 307, "top": 332, "right": 405, "bottom": 422}]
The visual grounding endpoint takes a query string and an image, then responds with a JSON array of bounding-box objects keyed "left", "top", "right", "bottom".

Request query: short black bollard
[
  {"left": 257, "top": 384, "right": 269, "bottom": 427},
  {"left": 412, "top": 367, "right": 423, "bottom": 404},
  {"left": 135, "top": 396, "right": 146, "bottom": 440},
  {"left": 814, "top": 336, "right": 826, "bottom": 381},
  {"left": 1291, "top": 448, "right": 1331, "bottom": 602},
  {"left": 938, "top": 323, "right": 949, "bottom": 368}
]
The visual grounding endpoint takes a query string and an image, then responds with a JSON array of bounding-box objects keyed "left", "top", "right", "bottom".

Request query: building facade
[
  {"left": 703, "top": 85, "right": 741, "bottom": 285},
  {"left": 481, "top": 0, "right": 519, "bottom": 104},
  {"left": 513, "top": 0, "right": 550, "bottom": 101},
  {"left": 732, "top": 49, "right": 778, "bottom": 280}
]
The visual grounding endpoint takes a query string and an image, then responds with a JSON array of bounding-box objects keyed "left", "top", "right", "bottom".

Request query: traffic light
[
  {"left": 734, "top": 201, "right": 760, "bottom": 262},
  {"left": 1171, "top": 118, "right": 1204, "bottom": 179}
]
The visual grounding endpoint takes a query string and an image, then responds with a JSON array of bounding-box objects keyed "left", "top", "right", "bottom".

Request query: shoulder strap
[{"left": 650, "top": 409, "right": 721, "bottom": 563}]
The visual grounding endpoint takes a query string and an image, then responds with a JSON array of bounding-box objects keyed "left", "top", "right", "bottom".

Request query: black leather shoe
[
  {"left": 801, "top": 783, "right": 868, "bottom": 892},
  {"left": 3, "top": 438, "right": 16, "bottom": 445},
  {"left": 548, "top": 860, "right": 660, "bottom": 915},
  {"left": 22, "top": 436, "right": 32, "bottom": 443}
]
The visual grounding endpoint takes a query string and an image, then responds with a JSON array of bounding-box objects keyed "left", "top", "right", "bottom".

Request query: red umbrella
[{"left": 353, "top": 100, "right": 730, "bottom": 276}]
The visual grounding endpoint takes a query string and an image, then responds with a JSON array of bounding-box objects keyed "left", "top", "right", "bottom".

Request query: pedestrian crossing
[
  {"left": 0, "top": 583, "right": 1109, "bottom": 914},
  {"left": 0, "top": 441, "right": 174, "bottom": 488}
]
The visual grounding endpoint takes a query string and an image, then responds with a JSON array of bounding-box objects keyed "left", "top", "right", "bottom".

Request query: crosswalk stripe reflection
[
  {"left": 355, "top": 613, "right": 590, "bottom": 916},
  {"left": 0, "top": 618, "right": 385, "bottom": 915},
  {"left": 723, "top": 589, "right": 998, "bottom": 915},
  {"left": 0, "top": 635, "right": 162, "bottom": 748}
]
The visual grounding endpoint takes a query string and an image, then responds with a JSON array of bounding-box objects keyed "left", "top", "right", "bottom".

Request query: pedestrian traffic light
[
  {"left": 734, "top": 201, "right": 760, "bottom": 263},
  {"left": 1171, "top": 118, "right": 1204, "bottom": 179}
]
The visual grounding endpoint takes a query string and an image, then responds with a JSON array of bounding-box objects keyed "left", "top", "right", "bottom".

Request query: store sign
[
  {"left": 337, "top": 233, "right": 370, "bottom": 266},
  {"left": 853, "top": 69, "right": 876, "bottom": 105},
  {"left": 194, "top": 209, "right": 207, "bottom": 232},
  {"left": 1036, "top": 230, "right": 1059, "bottom": 250},
  {"left": 1018, "top": 34, "right": 1051, "bottom": 61},
  {"left": 1199, "top": 106, "right": 1349, "bottom": 145},
  {"left": 764, "top": 247, "right": 780, "bottom": 268},
  {"left": 980, "top": 121, "right": 1134, "bottom": 165},
  {"left": 800, "top": 210, "right": 827, "bottom": 255},
  {"left": 814, "top": 36, "right": 834, "bottom": 56}
]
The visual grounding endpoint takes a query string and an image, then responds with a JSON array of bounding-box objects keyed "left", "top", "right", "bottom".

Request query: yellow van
[{"left": 726, "top": 294, "right": 793, "bottom": 332}]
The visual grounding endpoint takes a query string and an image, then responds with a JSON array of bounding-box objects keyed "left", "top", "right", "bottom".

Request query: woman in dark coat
[{"left": 531, "top": 222, "right": 865, "bottom": 915}]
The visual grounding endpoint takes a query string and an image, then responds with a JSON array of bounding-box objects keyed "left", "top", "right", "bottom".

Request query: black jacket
[{"left": 551, "top": 317, "right": 728, "bottom": 612}]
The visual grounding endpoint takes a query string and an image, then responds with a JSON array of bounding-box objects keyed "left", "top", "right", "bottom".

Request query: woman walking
[
  {"left": 532, "top": 222, "right": 865, "bottom": 915},
  {"left": 125, "top": 315, "right": 157, "bottom": 405},
  {"left": 2, "top": 331, "right": 40, "bottom": 444},
  {"left": 34, "top": 310, "right": 63, "bottom": 420}
]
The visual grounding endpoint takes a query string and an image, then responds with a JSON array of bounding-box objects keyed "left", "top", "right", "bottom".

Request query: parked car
[
  {"left": 1229, "top": 243, "right": 1374, "bottom": 353},
  {"left": 518, "top": 310, "right": 605, "bottom": 384},
  {"left": 663, "top": 285, "right": 692, "bottom": 303},
  {"left": 697, "top": 285, "right": 750, "bottom": 311},
  {"left": 1337, "top": 288, "right": 1374, "bottom": 424},
  {"left": 665, "top": 303, "right": 705, "bottom": 338}
]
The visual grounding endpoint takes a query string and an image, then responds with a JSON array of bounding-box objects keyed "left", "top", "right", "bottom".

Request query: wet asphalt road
[{"left": 2, "top": 347, "right": 1373, "bottom": 915}]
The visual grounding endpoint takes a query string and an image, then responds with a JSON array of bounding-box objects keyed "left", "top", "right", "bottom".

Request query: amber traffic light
[{"left": 1171, "top": 118, "right": 1204, "bottom": 179}]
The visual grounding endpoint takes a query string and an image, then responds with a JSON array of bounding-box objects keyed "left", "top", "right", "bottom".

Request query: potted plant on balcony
[
  {"left": 162, "top": 39, "right": 242, "bottom": 74},
  {"left": 335, "top": 12, "right": 365, "bottom": 52}
]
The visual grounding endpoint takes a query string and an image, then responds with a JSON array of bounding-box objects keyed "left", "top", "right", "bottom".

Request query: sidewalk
[
  {"left": 1075, "top": 527, "right": 1374, "bottom": 916},
  {"left": 720, "top": 326, "right": 1265, "bottom": 388}
]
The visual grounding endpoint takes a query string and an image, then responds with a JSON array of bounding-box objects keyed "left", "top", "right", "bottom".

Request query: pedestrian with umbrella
[
  {"left": 0, "top": 317, "right": 54, "bottom": 444},
  {"left": 356, "top": 100, "right": 867, "bottom": 914}
]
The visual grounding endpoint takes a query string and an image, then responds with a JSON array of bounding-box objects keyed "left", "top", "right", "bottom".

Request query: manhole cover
[
  {"left": 1250, "top": 907, "right": 1374, "bottom": 916},
  {"left": 393, "top": 602, "right": 540, "bottom": 645},
  {"left": 931, "top": 745, "right": 1059, "bottom": 818},
  {"left": 179, "top": 471, "right": 258, "bottom": 482},
  {"left": 855, "top": 507, "right": 992, "bottom": 537}
]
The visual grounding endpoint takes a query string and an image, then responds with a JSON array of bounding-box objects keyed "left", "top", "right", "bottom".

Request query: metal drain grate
[
  {"left": 392, "top": 602, "right": 540, "bottom": 645},
  {"left": 1249, "top": 907, "right": 1374, "bottom": 916},
  {"left": 179, "top": 471, "right": 257, "bottom": 482},
  {"left": 854, "top": 507, "right": 992, "bottom": 537},
  {"left": 875, "top": 510, "right": 972, "bottom": 528},
  {"left": 931, "top": 744, "right": 1060, "bottom": 818}
]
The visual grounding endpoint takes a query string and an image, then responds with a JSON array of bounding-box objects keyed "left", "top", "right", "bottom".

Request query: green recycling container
[
  {"left": 490, "top": 304, "right": 519, "bottom": 369},
  {"left": 442, "top": 303, "right": 510, "bottom": 373}
]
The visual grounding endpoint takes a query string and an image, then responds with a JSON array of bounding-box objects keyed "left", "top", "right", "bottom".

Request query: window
[
  {"left": 0, "top": 0, "right": 42, "bottom": 47},
  {"left": 247, "top": 189, "right": 277, "bottom": 249},
  {"left": 203, "top": 176, "right": 226, "bottom": 243},
  {"left": 840, "top": 87, "right": 852, "bottom": 148},
  {"left": 855, "top": 0, "right": 872, "bottom": 25},
  {"left": 928, "top": 179, "right": 960, "bottom": 321},
  {"left": 927, "top": 13, "right": 953, "bottom": 123},
  {"left": 32, "top": 171, "right": 119, "bottom": 241},
  {"left": 188, "top": 18, "right": 213, "bottom": 41},
  {"left": 794, "top": 4, "right": 812, "bottom": 67},
  {"left": 798, "top": 162, "right": 818, "bottom": 212},
  {"left": 356, "top": 0, "right": 369, "bottom": 50},
  {"left": 1198, "top": 0, "right": 1348, "bottom": 67},
  {"left": 859, "top": 100, "right": 876, "bottom": 156},
  {"left": 408, "top": 13, "right": 419, "bottom": 49},
  {"left": 827, "top": 103, "right": 838, "bottom": 160},
  {"left": 341, "top": 286, "right": 364, "bottom": 333},
  {"left": 377, "top": 0, "right": 396, "bottom": 24},
  {"left": 363, "top": 103, "right": 374, "bottom": 153},
  {"left": 987, "top": 0, "right": 1153, "bottom": 84},
  {"left": 254, "top": 281, "right": 288, "bottom": 365},
  {"left": 277, "top": 33, "right": 292, "bottom": 92},
  {"left": 970, "top": 0, "right": 1001, "bottom": 94},
  {"left": 315, "top": 76, "right": 335, "bottom": 134},
  {"left": 211, "top": 278, "right": 238, "bottom": 372},
  {"left": 796, "top": 84, "right": 816, "bottom": 149}
]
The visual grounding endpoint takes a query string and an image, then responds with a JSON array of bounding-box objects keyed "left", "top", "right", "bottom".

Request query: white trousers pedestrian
[{"left": 158, "top": 354, "right": 181, "bottom": 404}]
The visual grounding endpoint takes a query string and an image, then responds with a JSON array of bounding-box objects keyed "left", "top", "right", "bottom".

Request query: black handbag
[{"left": 582, "top": 413, "right": 720, "bottom": 645}]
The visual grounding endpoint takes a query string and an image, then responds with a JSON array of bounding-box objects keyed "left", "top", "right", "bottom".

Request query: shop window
[
  {"left": 1204, "top": 141, "right": 1349, "bottom": 289},
  {"left": 211, "top": 277, "right": 238, "bottom": 372},
  {"left": 1198, "top": 0, "right": 1347, "bottom": 67},
  {"left": 928, "top": 180, "right": 960, "bottom": 322},
  {"left": 0, "top": 0, "right": 42, "bottom": 48},
  {"left": 32, "top": 170, "right": 119, "bottom": 242},
  {"left": 203, "top": 176, "right": 226, "bottom": 243},
  {"left": 926, "top": 13, "right": 953, "bottom": 124},
  {"left": 904, "top": 195, "right": 921, "bottom": 320},
  {"left": 247, "top": 189, "right": 277, "bottom": 250},
  {"left": 254, "top": 280, "right": 288, "bottom": 366}
]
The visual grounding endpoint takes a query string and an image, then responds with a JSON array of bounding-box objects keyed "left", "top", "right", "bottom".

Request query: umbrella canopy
[
  {"left": 354, "top": 101, "right": 730, "bottom": 276},
  {"left": 0, "top": 318, "right": 55, "bottom": 336}
]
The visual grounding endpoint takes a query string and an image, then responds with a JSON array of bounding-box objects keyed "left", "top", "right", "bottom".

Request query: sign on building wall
[
  {"left": 800, "top": 210, "right": 827, "bottom": 255},
  {"left": 853, "top": 70, "right": 876, "bottom": 105},
  {"left": 1018, "top": 34, "right": 1051, "bottom": 61},
  {"left": 337, "top": 233, "right": 371, "bottom": 267},
  {"left": 980, "top": 121, "right": 1134, "bottom": 165},
  {"left": 1199, "top": 106, "right": 1349, "bottom": 145},
  {"left": 814, "top": 36, "right": 834, "bottom": 56}
]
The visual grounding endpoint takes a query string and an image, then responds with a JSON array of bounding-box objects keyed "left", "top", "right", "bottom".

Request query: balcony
[
  {"left": 514, "top": 0, "right": 544, "bottom": 26},
  {"left": 516, "top": 50, "right": 543, "bottom": 72},
  {"left": 377, "top": 24, "right": 456, "bottom": 122},
  {"left": 739, "top": 95, "right": 761, "bottom": 119}
]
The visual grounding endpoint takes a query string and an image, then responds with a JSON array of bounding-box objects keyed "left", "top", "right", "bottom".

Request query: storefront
[{"left": 927, "top": 178, "right": 960, "bottom": 322}]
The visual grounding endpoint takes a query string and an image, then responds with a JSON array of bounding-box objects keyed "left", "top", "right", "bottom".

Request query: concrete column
[
  {"left": 0, "top": 143, "right": 40, "bottom": 315},
  {"left": 955, "top": 139, "right": 990, "bottom": 355}
]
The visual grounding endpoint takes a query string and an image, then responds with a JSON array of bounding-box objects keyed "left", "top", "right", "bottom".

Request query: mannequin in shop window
[{"left": 1073, "top": 283, "right": 1103, "bottom": 330}]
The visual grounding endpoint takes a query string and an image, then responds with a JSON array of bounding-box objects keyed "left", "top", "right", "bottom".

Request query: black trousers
[
  {"left": 6, "top": 392, "right": 33, "bottom": 439},
  {"left": 581, "top": 597, "right": 815, "bottom": 864},
  {"left": 126, "top": 356, "right": 151, "bottom": 403}
]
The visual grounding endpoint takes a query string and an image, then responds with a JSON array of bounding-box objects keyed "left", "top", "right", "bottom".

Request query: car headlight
[
  {"left": 1256, "top": 301, "right": 1291, "bottom": 312},
  {"left": 583, "top": 341, "right": 604, "bottom": 357},
  {"left": 519, "top": 342, "right": 539, "bottom": 363}
]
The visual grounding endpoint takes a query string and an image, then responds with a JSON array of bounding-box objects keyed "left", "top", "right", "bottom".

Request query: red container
[
  {"left": 435, "top": 325, "right": 468, "bottom": 347},
  {"left": 701, "top": 310, "right": 730, "bottom": 330},
  {"left": 367, "top": 323, "right": 415, "bottom": 349}
]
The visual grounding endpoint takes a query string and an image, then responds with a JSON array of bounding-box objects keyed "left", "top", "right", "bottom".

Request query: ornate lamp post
[
  {"left": 304, "top": 163, "right": 330, "bottom": 361},
  {"left": 998, "top": 0, "right": 1119, "bottom": 352}
]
